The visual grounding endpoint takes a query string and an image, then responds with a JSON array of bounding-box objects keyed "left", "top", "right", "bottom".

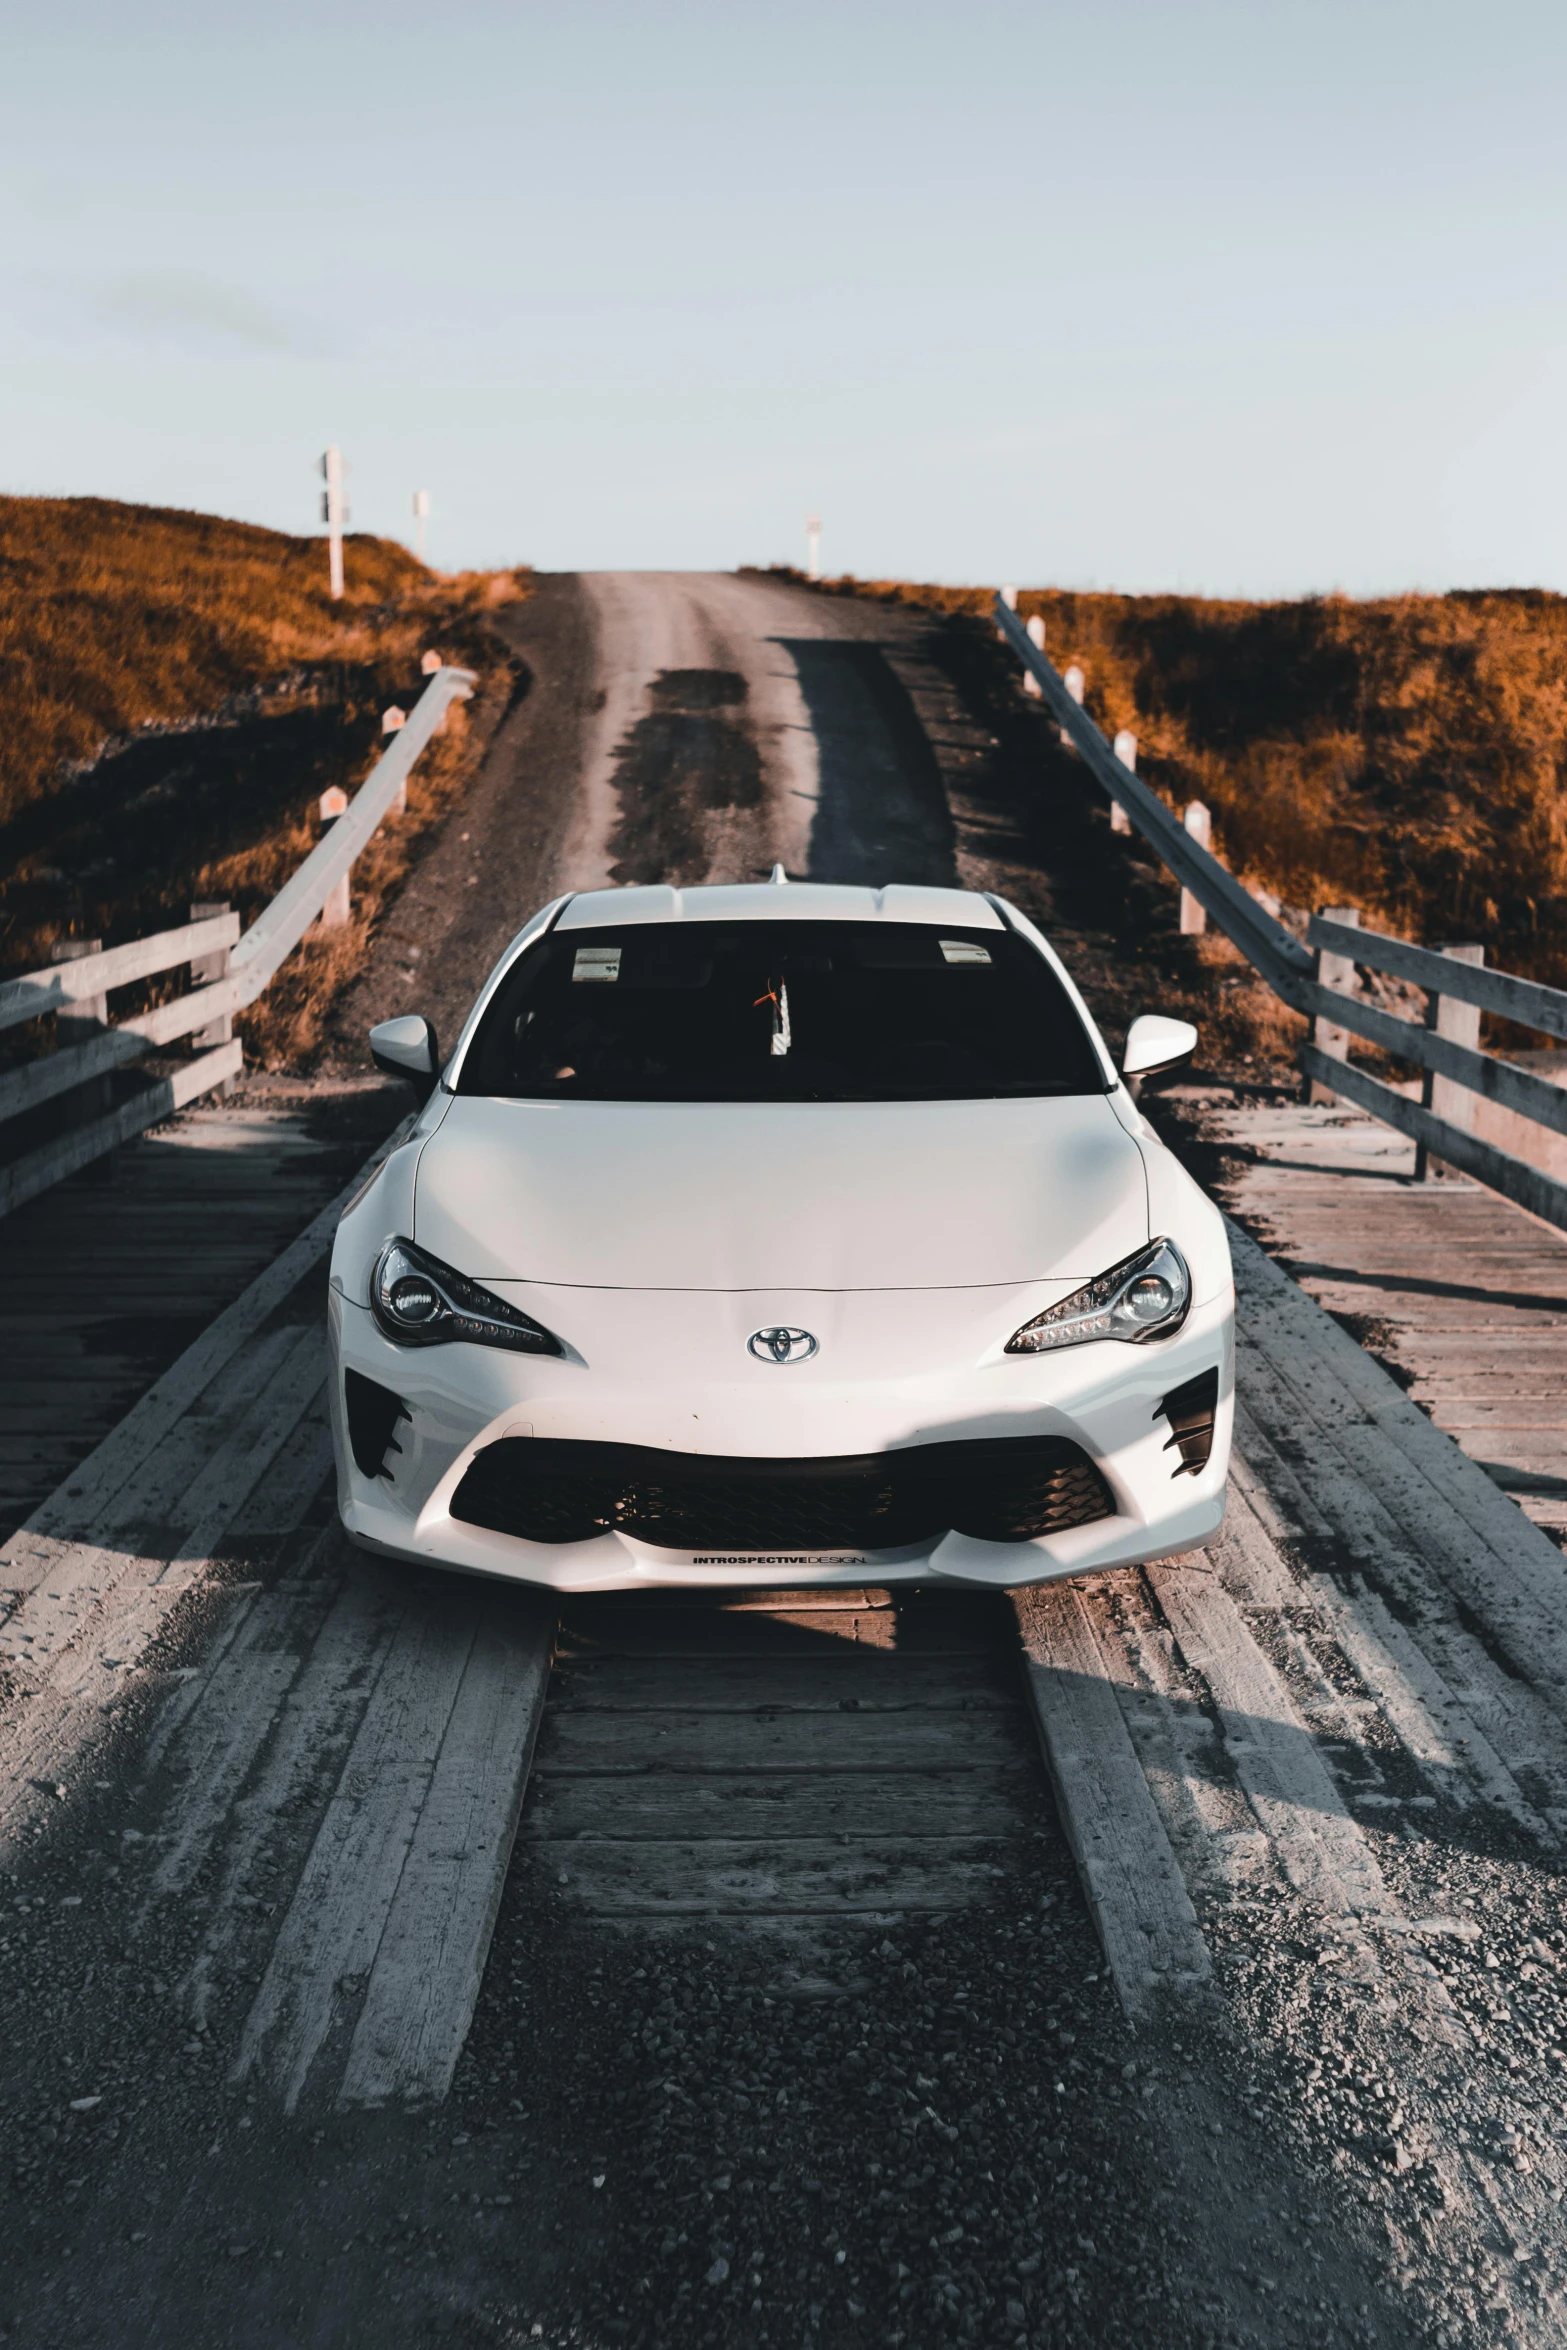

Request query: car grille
[{"left": 449, "top": 1433, "right": 1113, "bottom": 1551}]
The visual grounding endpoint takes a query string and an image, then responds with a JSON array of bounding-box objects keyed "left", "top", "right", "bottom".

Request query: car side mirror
[
  {"left": 370, "top": 1014, "right": 441, "bottom": 1105},
  {"left": 1122, "top": 1013, "right": 1198, "bottom": 1082}
]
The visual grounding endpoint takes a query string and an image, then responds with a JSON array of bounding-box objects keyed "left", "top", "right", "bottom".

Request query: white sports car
[{"left": 327, "top": 880, "right": 1233, "bottom": 1591}]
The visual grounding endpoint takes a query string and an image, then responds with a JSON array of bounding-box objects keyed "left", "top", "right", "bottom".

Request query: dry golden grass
[
  {"left": 0, "top": 493, "right": 519, "bottom": 826},
  {"left": 777, "top": 568, "right": 1567, "bottom": 991},
  {"left": 0, "top": 495, "right": 527, "bottom": 1072}
]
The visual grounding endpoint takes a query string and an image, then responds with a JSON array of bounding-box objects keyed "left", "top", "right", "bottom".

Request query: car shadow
[{"left": 773, "top": 638, "right": 958, "bottom": 888}]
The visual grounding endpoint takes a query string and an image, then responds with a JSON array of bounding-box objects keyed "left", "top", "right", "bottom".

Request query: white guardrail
[
  {"left": 995, "top": 596, "right": 1567, "bottom": 1237},
  {"left": 0, "top": 664, "right": 474, "bottom": 1217}
]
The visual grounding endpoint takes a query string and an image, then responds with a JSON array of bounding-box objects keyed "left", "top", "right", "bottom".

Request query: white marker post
[
  {"left": 382, "top": 708, "right": 409, "bottom": 814},
  {"left": 1061, "top": 662, "right": 1085, "bottom": 749},
  {"left": 319, "top": 786, "right": 351, "bottom": 925},
  {"left": 412, "top": 489, "right": 430, "bottom": 565},
  {"left": 1179, "top": 801, "right": 1211, "bottom": 935},
  {"left": 1111, "top": 731, "right": 1136, "bottom": 833},
  {"left": 998, "top": 584, "right": 1018, "bottom": 640},
  {"left": 805, "top": 515, "right": 822, "bottom": 582},
  {"left": 320, "top": 447, "right": 347, "bottom": 600},
  {"left": 1023, "top": 613, "right": 1045, "bottom": 697}
]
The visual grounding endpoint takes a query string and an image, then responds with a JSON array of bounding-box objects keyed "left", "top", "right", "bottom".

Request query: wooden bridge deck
[
  {"left": 0, "top": 1075, "right": 399, "bottom": 1547},
  {"left": 1184, "top": 1091, "right": 1567, "bottom": 1541}
]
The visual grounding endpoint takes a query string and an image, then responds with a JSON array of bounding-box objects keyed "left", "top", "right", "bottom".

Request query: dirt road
[{"left": 323, "top": 569, "right": 957, "bottom": 1069}]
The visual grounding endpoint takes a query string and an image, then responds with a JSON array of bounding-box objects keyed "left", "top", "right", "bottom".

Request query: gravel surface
[
  {"left": 463, "top": 1863, "right": 1180, "bottom": 2346},
  {"left": 450, "top": 1815, "right": 1422, "bottom": 2350}
]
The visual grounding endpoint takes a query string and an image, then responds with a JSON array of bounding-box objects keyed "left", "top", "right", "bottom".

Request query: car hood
[{"left": 412, "top": 1094, "right": 1149, "bottom": 1291}]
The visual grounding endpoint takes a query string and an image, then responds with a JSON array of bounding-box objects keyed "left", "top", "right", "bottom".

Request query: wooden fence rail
[
  {"left": 0, "top": 663, "right": 474, "bottom": 1219},
  {"left": 995, "top": 595, "right": 1567, "bottom": 1236},
  {"left": 0, "top": 911, "right": 241, "bottom": 1034}
]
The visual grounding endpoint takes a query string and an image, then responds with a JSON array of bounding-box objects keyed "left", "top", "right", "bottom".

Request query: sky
[{"left": 3, "top": 0, "right": 1566, "bottom": 595}]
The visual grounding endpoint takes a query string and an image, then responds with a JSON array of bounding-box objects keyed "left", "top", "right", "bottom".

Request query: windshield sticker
[
  {"left": 572, "top": 946, "right": 622, "bottom": 983},
  {"left": 939, "top": 939, "right": 992, "bottom": 966}
]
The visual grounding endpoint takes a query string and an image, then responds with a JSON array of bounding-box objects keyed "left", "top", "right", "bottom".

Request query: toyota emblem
[{"left": 747, "top": 1325, "right": 819, "bottom": 1366}]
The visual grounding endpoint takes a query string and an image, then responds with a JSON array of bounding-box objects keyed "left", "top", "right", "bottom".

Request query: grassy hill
[
  {"left": 796, "top": 571, "right": 1567, "bottom": 993},
  {"left": 0, "top": 496, "right": 523, "bottom": 1061}
]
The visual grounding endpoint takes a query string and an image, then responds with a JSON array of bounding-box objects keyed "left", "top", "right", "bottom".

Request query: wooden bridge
[{"left": 3, "top": 570, "right": 1565, "bottom": 2349}]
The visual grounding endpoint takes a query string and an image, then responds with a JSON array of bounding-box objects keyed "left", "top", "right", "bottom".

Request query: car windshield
[{"left": 455, "top": 919, "right": 1108, "bottom": 1104}]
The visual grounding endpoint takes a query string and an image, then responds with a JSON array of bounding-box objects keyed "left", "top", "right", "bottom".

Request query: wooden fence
[
  {"left": 0, "top": 663, "right": 474, "bottom": 1218},
  {"left": 995, "top": 597, "right": 1567, "bottom": 1236}
]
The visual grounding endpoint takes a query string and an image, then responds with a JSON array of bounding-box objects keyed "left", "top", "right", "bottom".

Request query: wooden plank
[
  {"left": 1148, "top": 1564, "right": 1394, "bottom": 1925},
  {"left": 1231, "top": 1389, "right": 1567, "bottom": 1832},
  {"left": 549, "top": 1651, "right": 1020, "bottom": 1712},
  {"left": 339, "top": 1589, "right": 554, "bottom": 2108},
  {"left": 1288, "top": 1296, "right": 1566, "bottom": 1333},
  {"left": 1231, "top": 1224, "right": 1567, "bottom": 1622},
  {"left": 1395, "top": 1329, "right": 1567, "bottom": 1356},
  {"left": 1012, "top": 1580, "right": 1211, "bottom": 2015},
  {"left": 533, "top": 1707, "right": 1026, "bottom": 1775},
  {"left": 559, "top": 1604, "right": 908, "bottom": 1656},
  {"left": 232, "top": 1587, "right": 482, "bottom": 2113},
  {"left": 1271, "top": 1241, "right": 1567, "bottom": 1273},
  {"left": 177, "top": 1565, "right": 409, "bottom": 2031},
  {"left": 160, "top": 1329, "right": 327, "bottom": 1576},
  {"left": 0, "top": 913, "right": 239, "bottom": 1034},
  {"left": 560, "top": 1597, "right": 1007, "bottom": 1658},
  {"left": 525, "top": 1834, "right": 1013, "bottom": 1916},
  {"left": 224, "top": 1411, "right": 335, "bottom": 1539},
  {"left": 1, "top": 1108, "right": 412, "bottom": 1564},
  {"left": 142, "top": 1565, "right": 345, "bottom": 1902},
  {"left": 523, "top": 1765, "right": 1032, "bottom": 1842},
  {"left": 0, "top": 1324, "right": 323, "bottom": 1680}
]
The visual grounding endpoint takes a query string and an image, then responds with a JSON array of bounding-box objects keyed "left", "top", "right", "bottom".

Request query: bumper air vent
[
  {"left": 450, "top": 1433, "right": 1113, "bottom": 1552},
  {"left": 344, "top": 1369, "right": 410, "bottom": 1480},
  {"left": 1157, "top": 1368, "right": 1219, "bottom": 1477}
]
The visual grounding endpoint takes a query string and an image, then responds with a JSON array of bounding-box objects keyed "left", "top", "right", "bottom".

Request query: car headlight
[
  {"left": 1006, "top": 1238, "right": 1191, "bottom": 1354},
  {"left": 370, "top": 1236, "right": 563, "bottom": 1356}
]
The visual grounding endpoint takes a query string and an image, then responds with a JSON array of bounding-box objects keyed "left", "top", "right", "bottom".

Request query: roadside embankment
[
  {"left": 767, "top": 566, "right": 1567, "bottom": 1017},
  {"left": 0, "top": 495, "right": 528, "bottom": 1067}
]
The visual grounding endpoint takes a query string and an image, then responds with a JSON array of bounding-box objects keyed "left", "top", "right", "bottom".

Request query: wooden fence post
[
  {"left": 319, "top": 788, "right": 351, "bottom": 928},
  {"left": 1022, "top": 614, "right": 1045, "bottom": 697},
  {"left": 1179, "top": 803, "right": 1211, "bottom": 935},
  {"left": 1415, "top": 943, "right": 1485, "bottom": 1181},
  {"left": 1308, "top": 905, "right": 1360, "bottom": 1104},
  {"left": 189, "top": 901, "right": 239, "bottom": 1097},
  {"left": 50, "top": 940, "right": 116, "bottom": 1180},
  {"left": 1111, "top": 731, "right": 1136, "bottom": 833}
]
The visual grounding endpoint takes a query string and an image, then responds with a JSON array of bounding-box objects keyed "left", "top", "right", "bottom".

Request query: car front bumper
[{"left": 327, "top": 1275, "right": 1234, "bottom": 1592}]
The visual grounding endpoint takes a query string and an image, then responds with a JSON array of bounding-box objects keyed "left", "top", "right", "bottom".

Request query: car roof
[{"left": 554, "top": 881, "right": 1004, "bottom": 931}]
